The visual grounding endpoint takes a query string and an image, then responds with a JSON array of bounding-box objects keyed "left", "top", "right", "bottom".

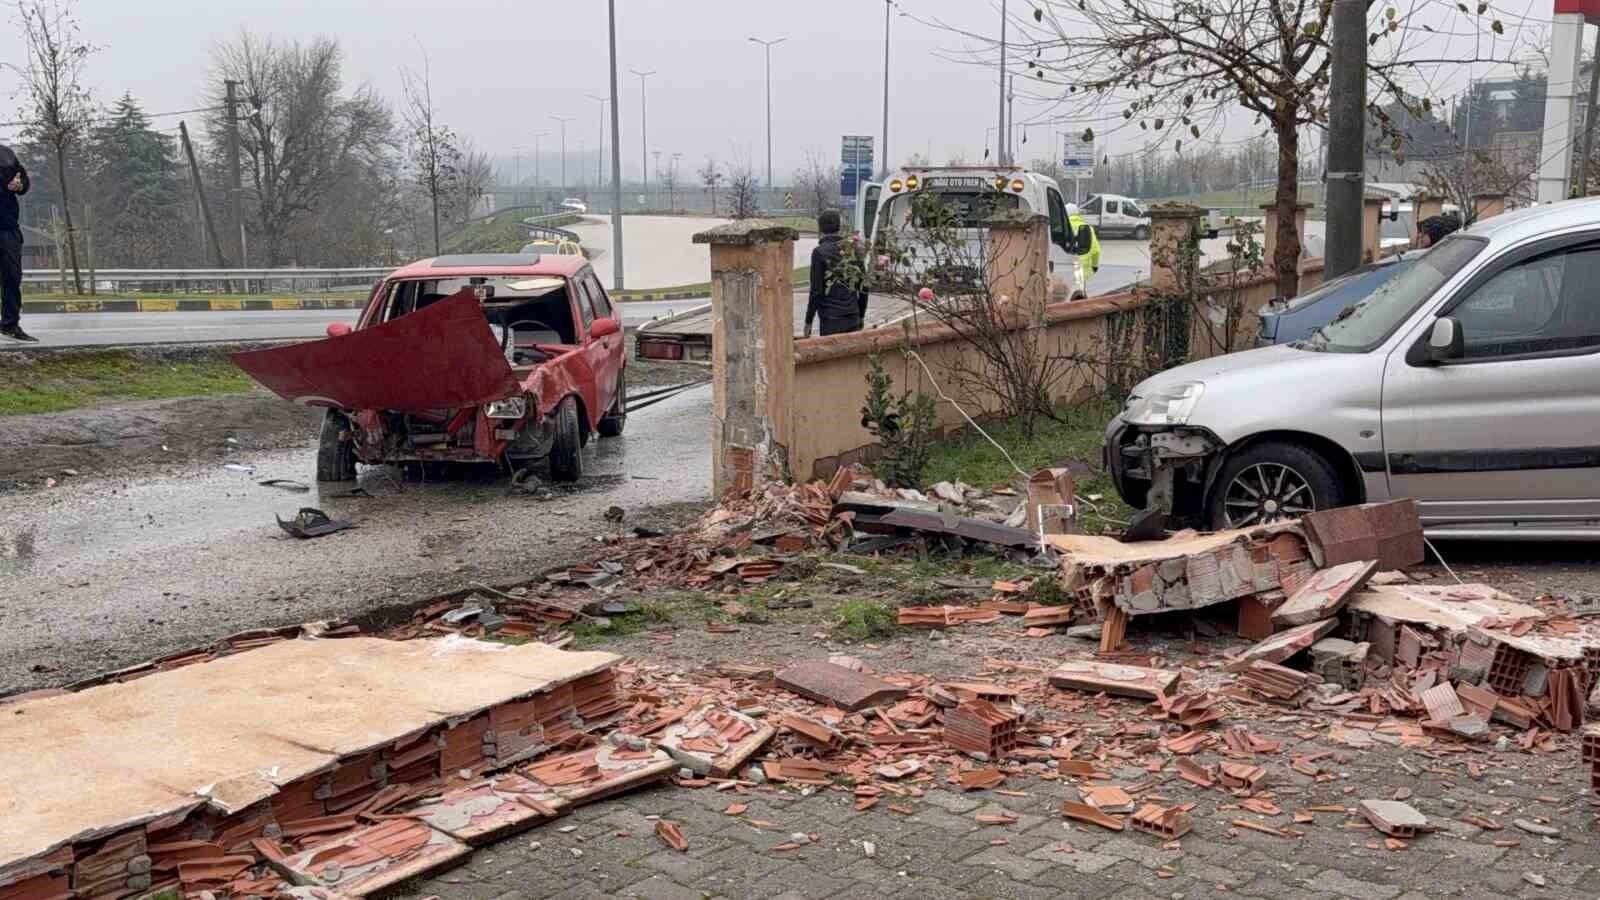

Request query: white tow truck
[{"left": 853, "top": 166, "right": 1094, "bottom": 299}]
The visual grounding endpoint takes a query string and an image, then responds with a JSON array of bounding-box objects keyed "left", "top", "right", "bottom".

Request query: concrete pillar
[
  {"left": 984, "top": 210, "right": 1050, "bottom": 317},
  {"left": 1361, "top": 196, "right": 1388, "bottom": 263},
  {"left": 1259, "top": 202, "right": 1314, "bottom": 267},
  {"left": 1412, "top": 195, "right": 1444, "bottom": 246},
  {"left": 1473, "top": 193, "right": 1507, "bottom": 221},
  {"left": 1148, "top": 204, "right": 1204, "bottom": 294},
  {"left": 693, "top": 220, "right": 798, "bottom": 496}
]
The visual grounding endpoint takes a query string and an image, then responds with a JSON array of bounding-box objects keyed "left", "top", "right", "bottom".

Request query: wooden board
[{"left": 0, "top": 637, "right": 618, "bottom": 877}]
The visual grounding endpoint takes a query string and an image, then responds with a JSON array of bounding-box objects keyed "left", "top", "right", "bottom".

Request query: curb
[
  {"left": 20, "top": 297, "right": 367, "bottom": 314},
  {"left": 614, "top": 290, "right": 708, "bottom": 303}
]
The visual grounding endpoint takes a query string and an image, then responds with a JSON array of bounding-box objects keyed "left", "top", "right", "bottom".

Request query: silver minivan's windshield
[{"left": 1305, "top": 235, "right": 1487, "bottom": 352}]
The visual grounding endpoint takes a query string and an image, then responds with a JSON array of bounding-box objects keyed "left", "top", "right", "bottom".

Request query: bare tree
[
  {"left": 208, "top": 33, "right": 394, "bottom": 266},
  {"left": 10, "top": 0, "right": 93, "bottom": 292},
  {"left": 448, "top": 137, "right": 492, "bottom": 226},
  {"left": 399, "top": 49, "right": 461, "bottom": 255},
  {"left": 792, "top": 149, "right": 840, "bottom": 219},
  {"left": 1006, "top": 1, "right": 1520, "bottom": 297},
  {"left": 698, "top": 156, "right": 723, "bottom": 215},
  {"left": 1422, "top": 143, "right": 1537, "bottom": 223},
  {"left": 725, "top": 160, "right": 759, "bottom": 219},
  {"left": 658, "top": 159, "right": 680, "bottom": 212}
]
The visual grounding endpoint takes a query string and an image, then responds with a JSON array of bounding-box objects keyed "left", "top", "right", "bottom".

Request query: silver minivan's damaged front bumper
[{"left": 1105, "top": 415, "right": 1224, "bottom": 524}]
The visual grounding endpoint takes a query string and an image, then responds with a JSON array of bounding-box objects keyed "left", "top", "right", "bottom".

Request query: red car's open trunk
[{"left": 231, "top": 292, "right": 521, "bottom": 413}]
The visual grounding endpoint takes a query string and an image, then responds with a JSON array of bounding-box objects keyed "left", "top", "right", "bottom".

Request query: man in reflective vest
[{"left": 1065, "top": 202, "right": 1100, "bottom": 298}]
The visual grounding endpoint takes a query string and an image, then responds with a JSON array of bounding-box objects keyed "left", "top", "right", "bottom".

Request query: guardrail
[{"left": 21, "top": 266, "right": 391, "bottom": 295}]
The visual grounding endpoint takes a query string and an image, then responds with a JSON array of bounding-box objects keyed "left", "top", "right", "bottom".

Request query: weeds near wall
[{"left": 861, "top": 353, "right": 937, "bottom": 488}]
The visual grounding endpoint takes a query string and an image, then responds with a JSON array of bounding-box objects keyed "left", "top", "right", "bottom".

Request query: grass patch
[
  {"left": 442, "top": 212, "right": 580, "bottom": 254},
  {"left": 567, "top": 613, "right": 647, "bottom": 648},
  {"left": 832, "top": 598, "right": 898, "bottom": 642},
  {"left": 921, "top": 399, "right": 1133, "bottom": 534},
  {"left": 0, "top": 350, "right": 256, "bottom": 416}
]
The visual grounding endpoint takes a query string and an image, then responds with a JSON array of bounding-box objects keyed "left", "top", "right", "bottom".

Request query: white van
[
  {"left": 854, "top": 167, "right": 1093, "bottom": 299},
  {"left": 1082, "top": 193, "right": 1152, "bottom": 240}
]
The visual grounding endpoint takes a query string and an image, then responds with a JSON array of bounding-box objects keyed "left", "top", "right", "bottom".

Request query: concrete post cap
[
  {"left": 1147, "top": 203, "right": 1205, "bottom": 218},
  {"left": 1257, "top": 202, "right": 1316, "bottom": 212},
  {"left": 692, "top": 219, "right": 801, "bottom": 245}
]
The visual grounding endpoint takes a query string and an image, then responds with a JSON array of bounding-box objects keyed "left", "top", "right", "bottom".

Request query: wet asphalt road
[{"left": 0, "top": 384, "right": 714, "bottom": 695}]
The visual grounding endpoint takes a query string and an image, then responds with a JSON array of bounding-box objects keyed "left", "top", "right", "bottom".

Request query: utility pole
[
  {"left": 224, "top": 79, "right": 245, "bottom": 265},
  {"left": 881, "top": 0, "right": 892, "bottom": 179},
  {"left": 179, "top": 121, "right": 228, "bottom": 267},
  {"left": 551, "top": 115, "right": 574, "bottom": 201},
  {"left": 652, "top": 149, "right": 662, "bottom": 192},
  {"left": 671, "top": 152, "right": 683, "bottom": 210},
  {"left": 749, "top": 37, "right": 786, "bottom": 188},
  {"left": 631, "top": 69, "right": 656, "bottom": 193},
  {"left": 1579, "top": 27, "right": 1600, "bottom": 197},
  {"left": 996, "top": 0, "right": 1008, "bottom": 166},
  {"left": 608, "top": 0, "right": 625, "bottom": 289},
  {"left": 1323, "top": 0, "right": 1366, "bottom": 281},
  {"left": 587, "top": 93, "right": 610, "bottom": 201},
  {"left": 1007, "top": 74, "right": 1016, "bottom": 166},
  {"left": 513, "top": 147, "right": 523, "bottom": 207}
]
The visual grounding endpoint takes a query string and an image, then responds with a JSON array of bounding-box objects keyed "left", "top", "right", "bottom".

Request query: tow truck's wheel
[
  {"left": 316, "top": 410, "right": 358, "bottom": 482},
  {"left": 1206, "top": 441, "right": 1344, "bottom": 530},
  {"left": 1132, "top": 225, "right": 1151, "bottom": 241},
  {"left": 549, "top": 396, "right": 584, "bottom": 482},
  {"left": 598, "top": 372, "right": 627, "bottom": 438}
]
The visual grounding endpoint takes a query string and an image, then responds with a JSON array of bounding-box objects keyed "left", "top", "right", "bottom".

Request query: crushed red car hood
[{"left": 231, "top": 291, "right": 521, "bottom": 413}]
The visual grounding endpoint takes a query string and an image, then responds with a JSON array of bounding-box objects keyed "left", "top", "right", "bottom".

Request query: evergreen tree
[{"left": 85, "top": 95, "right": 189, "bottom": 266}]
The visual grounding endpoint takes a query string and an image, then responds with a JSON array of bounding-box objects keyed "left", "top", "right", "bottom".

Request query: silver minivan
[{"left": 1104, "top": 199, "right": 1600, "bottom": 539}]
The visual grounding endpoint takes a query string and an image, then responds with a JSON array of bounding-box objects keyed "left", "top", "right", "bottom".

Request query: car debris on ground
[{"left": 7, "top": 475, "right": 1600, "bottom": 899}]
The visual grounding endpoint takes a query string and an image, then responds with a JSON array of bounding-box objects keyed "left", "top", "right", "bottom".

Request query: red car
[{"left": 232, "top": 253, "right": 627, "bottom": 482}]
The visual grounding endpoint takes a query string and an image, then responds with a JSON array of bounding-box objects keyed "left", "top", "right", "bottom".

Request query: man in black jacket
[
  {"left": 804, "top": 210, "right": 867, "bottom": 337},
  {"left": 0, "top": 144, "right": 35, "bottom": 343}
]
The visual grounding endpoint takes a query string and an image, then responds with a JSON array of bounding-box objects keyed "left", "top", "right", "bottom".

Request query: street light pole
[
  {"left": 749, "top": 36, "right": 786, "bottom": 188},
  {"left": 996, "top": 0, "right": 1008, "bottom": 166},
  {"left": 550, "top": 115, "right": 574, "bottom": 202},
  {"left": 530, "top": 132, "right": 546, "bottom": 204},
  {"left": 630, "top": 69, "right": 656, "bottom": 193},
  {"left": 587, "top": 93, "right": 610, "bottom": 204},
  {"left": 881, "top": 0, "right": 892, "bottom": 179},
  {"left": 607, "top": 0, "right": 625, "bottom": 288}
]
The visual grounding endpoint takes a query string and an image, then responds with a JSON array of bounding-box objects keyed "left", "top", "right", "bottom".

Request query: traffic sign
[
  {"left": 840, "top": 135, "right": 875, "bottom": 197},
  {"left": 784, "top": 192, "right": 796, "bottom": 209},
  {"left": 1062, "top": 135, "right": 1095, "bottom": 180}
]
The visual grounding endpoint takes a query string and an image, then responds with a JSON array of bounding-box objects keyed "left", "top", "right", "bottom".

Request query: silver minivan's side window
[
  {"left": 1310, "top": 235, "right": 1487, "bottom": 353},
  {"left": 1449, "top": 246, "right": 1600, "bottom": 359}
]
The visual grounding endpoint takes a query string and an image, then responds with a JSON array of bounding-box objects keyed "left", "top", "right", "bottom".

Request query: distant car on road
[
  {"left": 560, "top": 198, "right": 589, "bottom": 214},
  {"left": 1257, "top": 256, "right": 1415, "bottom": 346},
  {"left": 232, "top": 252, "right": 627, "bottom": 483},
  {"left": 1104, "top": 198, "right": 1600, "bottom": 539}
]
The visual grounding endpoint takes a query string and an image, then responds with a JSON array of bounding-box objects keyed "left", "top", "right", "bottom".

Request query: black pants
[
  {"left": 819, "top": 314, "right": 863, "bottom": 336},
  {"left": 0, "top": 229, "right": 19, "bottom": 328}
]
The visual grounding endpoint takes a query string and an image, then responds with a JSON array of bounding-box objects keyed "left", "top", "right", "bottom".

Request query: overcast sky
[{"left": 0, "top": 0, "right": 1553, "bottom": 184}]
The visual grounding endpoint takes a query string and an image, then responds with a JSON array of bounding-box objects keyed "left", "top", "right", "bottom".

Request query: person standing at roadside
[
  {"left": 804, "top": 210, "right": 868, "bottom": 337},
  {"left": 0, "top": 144, "right": 35, "bottom": 343}
]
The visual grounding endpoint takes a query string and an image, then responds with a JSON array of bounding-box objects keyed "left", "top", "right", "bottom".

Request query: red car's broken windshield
[{"left": 383, "top": 276, "right": 580, "bottom": 346}]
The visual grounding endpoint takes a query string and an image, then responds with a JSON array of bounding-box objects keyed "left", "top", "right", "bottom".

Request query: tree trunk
[
  {"left": 1271, "top": 119, "right": 1301, "bottom": 298},
  {"left": 429, "top": 186, "right": 441, "bottom": 256},
  {"left": 54, "top": 143, "right": 83, "bottom": 294}
]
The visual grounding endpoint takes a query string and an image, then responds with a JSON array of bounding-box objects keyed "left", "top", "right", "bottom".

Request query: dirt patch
[{"left": 0, "top": 389, "right": 321, "bottom": 486}]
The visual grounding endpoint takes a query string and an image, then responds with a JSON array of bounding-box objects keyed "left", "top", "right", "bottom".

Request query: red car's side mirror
[{"left": 590, "top": 317, "right": 621, "bottom": 339}]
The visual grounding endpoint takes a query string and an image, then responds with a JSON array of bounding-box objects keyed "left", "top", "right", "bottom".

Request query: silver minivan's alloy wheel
[{"left": 1221, "top": 462, "right": 1315, "bottom": 527}]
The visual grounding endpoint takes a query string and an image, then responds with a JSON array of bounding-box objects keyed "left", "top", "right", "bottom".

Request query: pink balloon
[
  {"left": 917, "top": 287, "right": 935, "bottom": 301},
  {"left": 326, "top": 322, "right": 353, "bottom": 338}
]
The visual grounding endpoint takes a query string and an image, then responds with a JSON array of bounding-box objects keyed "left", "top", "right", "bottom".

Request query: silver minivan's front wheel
[{"left": 1206, "top": 442, "right": 1345, "bottom": 530}]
